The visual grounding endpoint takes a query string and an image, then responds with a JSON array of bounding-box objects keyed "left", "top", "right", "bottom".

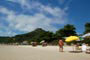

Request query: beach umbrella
[
  {"left": 65, "top": 36, "right": 79, "bottom": 42},
  {"left": 65, "top": 36, "right": 80, "bottom": 52},
  {"left": 82, "top": 33, "right": 90, "bottom": 38}
]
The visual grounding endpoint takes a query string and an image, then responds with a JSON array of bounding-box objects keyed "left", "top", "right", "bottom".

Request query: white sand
[{"left": 0, "top": 45, "right": 90, "bottom": 60}]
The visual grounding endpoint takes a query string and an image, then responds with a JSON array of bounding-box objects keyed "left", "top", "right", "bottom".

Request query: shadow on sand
[{"left": 69, "top": 51, "right": 82, "bottom": 53}]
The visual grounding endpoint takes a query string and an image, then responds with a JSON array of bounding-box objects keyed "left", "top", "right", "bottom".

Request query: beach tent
[{"left": 82, "top": 33, "right": 90, "bottom": 38}]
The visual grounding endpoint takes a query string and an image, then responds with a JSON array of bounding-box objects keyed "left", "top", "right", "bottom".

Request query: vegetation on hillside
[{"left": 0, "top": 23, "right": 90, "bottom": 45}]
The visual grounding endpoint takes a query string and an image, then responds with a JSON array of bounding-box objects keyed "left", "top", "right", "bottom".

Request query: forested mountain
[{"left": 0, "top": 23, "right": 90, "bottom": 45}]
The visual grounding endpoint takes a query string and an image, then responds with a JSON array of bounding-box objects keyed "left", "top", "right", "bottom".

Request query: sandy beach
[{"left": 0, "top": 45, "right": 90, "bottom": 60}]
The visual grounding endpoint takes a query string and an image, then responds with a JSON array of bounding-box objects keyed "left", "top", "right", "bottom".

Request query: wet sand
[{"left": 0, "top": 45, "right": 90, "bottom": 60}]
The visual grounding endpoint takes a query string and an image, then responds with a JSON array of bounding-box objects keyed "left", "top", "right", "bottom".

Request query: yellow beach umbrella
[{"left": 65, "top": 36, "right": 79, "bottom": 42}]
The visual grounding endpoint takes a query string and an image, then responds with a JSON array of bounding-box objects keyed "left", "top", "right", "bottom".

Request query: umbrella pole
[
  {"left": 73, "top": 46, "right": 74, "bottom": 51},
  {"left": 72, "top": 44, "right": 75, "bottom": 52}
]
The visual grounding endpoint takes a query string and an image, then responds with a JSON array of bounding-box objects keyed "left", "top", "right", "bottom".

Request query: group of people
[
  {"left": 31, "top": 38, "right": 89, "bottom": 53},
  {"left": 40, "top": 40, "right": 47, "bottom": 46},
  {"left": 58, "top": 38, "right": 89, "bottom": 52},
  {"left": 31, "top": 40, "right": 47, "bottom": 46}
]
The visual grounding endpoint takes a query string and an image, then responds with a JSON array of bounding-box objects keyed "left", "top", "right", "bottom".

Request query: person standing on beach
[{"left": 59, "top": 39, "right": 64, "bottom": 52}]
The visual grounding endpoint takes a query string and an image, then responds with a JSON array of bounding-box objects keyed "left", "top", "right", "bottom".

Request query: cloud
[
  {"left": 59, "top": 0, "right": 72, "bottom": 11},
  {"left": 0, "top": 21, "right": 17, "bottom": 36},
  {"left": 8, "top": 0, "right": 28, "bottom": 6},
  {"left": 59, "top": 0, "right": 65, "bottom": 4},
  {"left": 0, "top": 0, "right": 68, "bottom": 36},
  {"left": 8, "top": 0, "right": 38, "bottom": 10}
]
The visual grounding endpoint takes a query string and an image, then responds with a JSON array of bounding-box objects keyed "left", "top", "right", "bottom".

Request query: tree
[
  {"left": 56, "top": 24, "right": 77, "bottom": 38},
  {"left": 83, "top": 23, "right": 90, "bottom": 44},
  {"left": 84, "top": 22, "right": 90, "bottom": 33},
  {"left": 29, "top": 28, "right": 54, "bottom": 43},
  {"left": 0, "top": 24, "right": 77, "bottom": 45},
  {"left": 83, "top": 36, "right": 90, "bottom": 44}
]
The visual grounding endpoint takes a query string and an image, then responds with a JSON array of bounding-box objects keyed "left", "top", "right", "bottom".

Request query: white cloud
[
  {"left": 40, "top": 6, "right": 67, "bottom": 24},
  {"left": 6, "top": 10, "right": 64, "bottom": 32},
  {"left": 59, "top": 0, "right": 65, "bottom": 4},
  {"left": 0, "top": 0, "right": 68, "bottom": 36},
  {"left": 0, "top": 30, "right": 17, "bottom": 37},
  {"left": 0, "top": 22, "right": 17, "bottom": 36},
  {"left": 8, "top": 0, "right": 27, "bottom": 6},
  {"left": 8, "top": 0, "right": 36, "bottom": 9},
  {"left": 59, "top": 0, "right": 72, "bottom": 11}
]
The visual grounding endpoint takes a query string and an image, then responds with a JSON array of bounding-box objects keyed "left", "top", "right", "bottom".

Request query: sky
[{"left": 0, "top": 0, "right": 90, "bottom": 36}]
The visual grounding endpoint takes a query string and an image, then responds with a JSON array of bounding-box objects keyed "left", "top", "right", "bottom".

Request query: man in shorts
[{"left": 59, "top": 39, "right": 64, "bottom": 52}]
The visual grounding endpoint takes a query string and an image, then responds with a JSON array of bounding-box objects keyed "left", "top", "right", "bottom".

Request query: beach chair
[{"left": 86, "top": 48, "right": 90, "bottom": 54}]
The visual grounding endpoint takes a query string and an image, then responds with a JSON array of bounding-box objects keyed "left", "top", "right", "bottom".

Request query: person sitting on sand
[
  {"left": 81, "top": 43, "right": 87, "bottom": 52},
  {"left": 40, "top": 40, "right": 47, "bottom": 46},
  {"left": 59, "top": 38, "right": 64, "bottom": 52}
]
